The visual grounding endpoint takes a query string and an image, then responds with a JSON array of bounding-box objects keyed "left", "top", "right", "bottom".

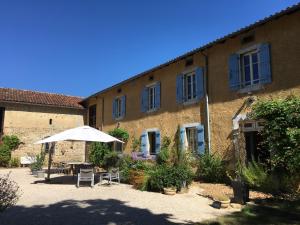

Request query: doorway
[{"left": 148, "top": 132, "right": 156, "bottom": 155}]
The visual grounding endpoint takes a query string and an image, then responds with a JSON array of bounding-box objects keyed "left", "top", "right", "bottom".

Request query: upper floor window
[
  {"left": 183, "top": 72, "right": 197, "bottom": 101},
  {"left": 89, "top": 105, "right": 97, "bottom": 128},
  {"left": 113, "top": 95, "right": 126, "bottom": 120},
  {"left": 141, "top": 82, "right": 160, "bottom": 112},
  {"left": 229, "top": 43, "right": 271, "bottom": 92},
  {"left": 176, "top": 67, "right": 204, "bottom": 104}
]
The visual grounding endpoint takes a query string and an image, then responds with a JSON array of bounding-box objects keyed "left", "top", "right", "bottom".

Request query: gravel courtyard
[{"left": 0, "top": 168, "right": 238, "bottom": 225}]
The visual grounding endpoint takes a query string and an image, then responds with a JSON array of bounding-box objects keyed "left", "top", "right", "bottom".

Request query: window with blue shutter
[
  {"left": 141, "top": 131, "right": 149, "bottom": 156},
  {"left": 121, "top": 95, "right": 126, "bottom": 118},
  {"left": 195, "top": 67, "right": 204, "bottom": 100},
  {"left": 112, "top": 99, "right": 116, "bottom": 119},
  {"left": 259, "top": 43, "right": 271, "bottom": 84},
  {"left": 179, "top": 126, "right": 186, "bottom": 151},
  {"left": 155, "top": 82, "right": 161, "bottom": 109},
  {"left": 141, "top": 88, "right": 148, "bottom": 112},
  {"left": 196, "top": 125, "right": 205, "bottom": 155},
  {"left": 176, "top": 74, "right": 183, "bottom": 103},
  {"left": 155, "top": 130, "right": 161, "bottom": 153},
  {"left": 229, "top": 54, "right": 240, "bottom": 90}
]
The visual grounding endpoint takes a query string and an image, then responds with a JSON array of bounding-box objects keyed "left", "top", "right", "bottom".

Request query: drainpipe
[{"left": 201, "top": 51, "right": 211, "bottom": 153}]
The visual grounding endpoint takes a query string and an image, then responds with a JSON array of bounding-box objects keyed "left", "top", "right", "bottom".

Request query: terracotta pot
[
  {"left": 163, "top": 187, "right": 176, "bottom": 195},
  {"left": 220, "top": 199, "right": 230, "bottom": 208},
  {"left": 129, "top": 170, "right": 145, "bottom": 189}
]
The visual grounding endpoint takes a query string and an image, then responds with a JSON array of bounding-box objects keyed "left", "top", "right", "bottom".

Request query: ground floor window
[
  {"left": 148, "top": 132, "right": 157, "bottom": 155},
  {"left": 186, "top": 127, "right": 198, "bottom": 153},
  {"left": 141, "top": 129, "right": 161, "bottom": 156}
]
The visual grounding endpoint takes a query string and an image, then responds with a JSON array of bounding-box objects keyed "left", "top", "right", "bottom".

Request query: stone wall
[{"left": 1, "top": 102, "right": 85, "bottom": 163}]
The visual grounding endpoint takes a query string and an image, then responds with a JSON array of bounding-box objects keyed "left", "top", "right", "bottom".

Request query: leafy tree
[{"left": 108, "top": 128, "right": 129, "bottom": 142}]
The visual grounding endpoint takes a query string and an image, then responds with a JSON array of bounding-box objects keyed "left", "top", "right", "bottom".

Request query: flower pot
[
  {"left": 163, "top": 187, "right": 176, "bottom": 195},
  {"left": 220, "top": 199, "right": 230, "bottom": 209},
  {"left": 31, "top": 169, "right": 38, "bottom": 176},
  {"left": 36, "top": 170, "right": 45, "bottom": 178},
  {"left": 129, "top": 170, "right": 145, "bottom": 189},
  {"left": 231, "top": 180, "right": 249, "bottom": 204}
]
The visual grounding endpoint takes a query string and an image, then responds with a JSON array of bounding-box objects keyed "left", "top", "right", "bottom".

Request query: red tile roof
[{"left": 0, "top": 88, "right": 84, "bottom": 109}]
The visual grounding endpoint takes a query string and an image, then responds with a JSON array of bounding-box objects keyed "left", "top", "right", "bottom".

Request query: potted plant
[
  {"left": 30, "top": 152, "right": 45, "bottom": 178},
  {"left": 213, "top": 194, "right": 230, "bottom": 209}
]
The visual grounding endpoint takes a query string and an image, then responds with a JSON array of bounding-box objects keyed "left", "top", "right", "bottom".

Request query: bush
[
  {"left": 102, "top": 151, "right": 120, "bottom": 170},
  {"left": 242, "top": 161, "right": 268, "bottom": 189},
  {"left": 89, "top": 143, "right": 110, "bottom": 167},
  {"left": 9, "top": 158, "right": 20, "bottom": 168},
  {"left": 118, "top": 155, "right": 133, "bottom": 183},
  {"left": 0, "top": 145, "right": 11, "bottom": 167},
  {"left": 2, "top": 135, "right": 20, "bottom": 151},
  {"left": 131, "top": 137, "right": 140, "bottom": 152},
  {"left": 197, "top": 153, "right": 225, "bottom": 183},
  {"left": 0, "top": 173, "right": 20, "bottom": 212},
  {"left": 146, "top": 164, "right": 194, "bottom": 192},
  {"left": 108, "top": 128, "right": 129, "bottom": 142},
  {"left": 156, "top": 148, "right": 170, "bottom": 165}
]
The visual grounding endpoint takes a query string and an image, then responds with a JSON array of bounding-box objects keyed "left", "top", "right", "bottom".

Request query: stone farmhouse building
[
  {"left": 81, "top": 4, "right": 300, "bottom": 164},
  {"left": 0, "top": 88, "right": 85, "bottom": 162},
  {"left": 0, "top": 4, "right": 299, "bottom": 165}
]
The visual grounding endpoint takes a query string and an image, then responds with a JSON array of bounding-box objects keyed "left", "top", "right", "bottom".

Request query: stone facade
[
  {"left": 83, "top": 8, "right": 300, "bottom": 161},
  {"left": 0, "top": 102, "right": 85, "bottom": 163}
]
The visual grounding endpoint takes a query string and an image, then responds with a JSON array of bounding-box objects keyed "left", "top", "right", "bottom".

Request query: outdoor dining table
[{"left": 67, "top": 162, "right": 93, "bottom": 176}]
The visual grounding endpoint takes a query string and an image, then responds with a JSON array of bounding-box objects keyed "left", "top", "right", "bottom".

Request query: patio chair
[
  {"left": 77, "top": 168, "right": 94, "bottom": 188},
  {"left": 110, "top": 168, "right": 120, "bottom": 183}
]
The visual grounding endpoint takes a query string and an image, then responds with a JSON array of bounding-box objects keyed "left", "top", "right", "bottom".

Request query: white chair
[
  {"left": 77, "top": 169, "right": 94, "bottom": 187},
  {"left": 110, "top": 168, "right": 120, "bottom": 183}
]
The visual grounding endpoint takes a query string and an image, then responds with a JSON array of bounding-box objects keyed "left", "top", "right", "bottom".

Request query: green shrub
[
  {"left": 146, "top": 164, "right": 194, "bottom": 192},
  {"left": 131, "top": 137, "right": 140, "bottom": 152},
  {"left": 197, "top": 152, "right": 225, "bottom": 183},
  {"left": 108, "top": 128, "right": 129, "bottom": 142},
  {"left": 102, "top": 151, "right": 120, "bottom": 170},
  {"left": 89, "top": 143, "right": 110, "bottom": 167},
  {"left": 118, "top": 155, "right": 133, "bottom": 183},
  {"left": 0, "top": 145, "right": 11, "bottom": 167},
  {"left": 156, "top": 148, "right": 170, "bottom": 165},
  {"left": 9, "top": 158, "right": 20, "bottom": 168},
  {"left": 242, "top": 161, "right": 268, "bottom": 189},
  {"left": 0, "top": 173, "right": 20, "bottom": 212},
  {"left": 2, "top": 135, "right": 20, "bottom": 151}
]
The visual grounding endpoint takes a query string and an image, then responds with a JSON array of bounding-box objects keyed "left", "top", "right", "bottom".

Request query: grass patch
[{"left": 197, "top": 199, "right": 300, "bottom": 225}]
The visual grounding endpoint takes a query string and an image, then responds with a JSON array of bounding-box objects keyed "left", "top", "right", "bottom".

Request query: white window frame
[
  {"left": 185, "top": 126, "right": 198, "bottom": 153},
  {"left": 240, "top": 50, "right": 260, "bottom": 87},
  {"left": 114, "top": 97, "right": 122, "bottom": 119},
  {"left": 183, "top": 71, "right": 197, "bottom": 102},
  {"left": 148, "top": 85, "right": 156, "bottom": 111}
]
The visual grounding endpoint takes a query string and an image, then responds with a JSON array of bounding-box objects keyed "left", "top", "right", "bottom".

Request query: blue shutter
[
  {"left": 141, "top": 131, "right": 148, "bottom": 156},
  {"left": 121, "top": 95, "right": 126, "bottom": 118},
  {"left": 176, "top": 74, "right": 183, "bottom": 103},
  {"left": 112, "top": 98, "right": 116, "bottom": 119},
  {"left": 141, "top": 87, "right": 148, "bottom": 112},
  {"left": 197, "top": 124, "right": 205, "bottom": 155},
  {"left": 195, "top": 67, "right": 204, "bottom": 100},
  {"left": 179, "top": 126, "right": 186, "bottom": 151},
  {"left": 259, "top": 43, "right": 272, "bottom": 84},
  {"left": 155, "top": 82, "right": 161, "bottom": 109},
  {"left": 229, "top": 54, "right": 240, "bottom": 90},
  {"left": 155, "top": 130, "right": 161, "bottom": 153}
]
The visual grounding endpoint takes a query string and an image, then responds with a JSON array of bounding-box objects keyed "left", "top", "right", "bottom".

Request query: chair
[
  {"left": 77, "top": 169, "right": 94, "bottom": 187},
  {"left": 110, "top": 168, "right": 120, "bottom": 183}
]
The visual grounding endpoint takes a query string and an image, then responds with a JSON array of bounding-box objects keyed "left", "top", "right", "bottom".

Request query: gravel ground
[{"left": 0, "top": 168, "right": 239, "bottom": 225}]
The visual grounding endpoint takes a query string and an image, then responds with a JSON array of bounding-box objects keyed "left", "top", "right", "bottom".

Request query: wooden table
[{"left": 67, "top": 162, "right": 92, "bottom": 176}]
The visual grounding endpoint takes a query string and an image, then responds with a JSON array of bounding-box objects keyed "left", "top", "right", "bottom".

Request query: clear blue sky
[{"left": 0, "top": 0, "right": 298, "bottom": 97}]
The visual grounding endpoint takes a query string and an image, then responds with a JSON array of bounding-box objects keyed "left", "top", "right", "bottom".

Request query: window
[
  {"left": 176, "top": 67, "right": 204, "bottom": 104},
  {"left": 89, "top": 105, "right": 97, "bottom": 128},
  {"left": 0, "top": 107, "right": 4, "bottom": 135},
  {"left": 114, "top": 97, "right": 122, "bottom": 119},
  {"left": 183, "top": 72, "right": 197, "bottom": 101},
  {"left": 241, "top": 51, "right": 259, "bottom": 87},
  {"left": 186, "top": 127, "right": 198, "bottom": 153},
  {"left": 113, "top": 96, "right": 126, "bottom": 119},
  {"left": 229, "top": 43, "right": 271, "bottom": 91},
  {"left": 141, "top": 82, "right": 160, "bottom": 112},
  {"left": 148, "top": 85, "right": 156, "bottom": 111}
]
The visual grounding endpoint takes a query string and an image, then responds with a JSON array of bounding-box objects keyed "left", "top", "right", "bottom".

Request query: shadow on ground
[
  {"left": 0, "top": 198, "right": 192, "bottom": 225},
  {"left": 197, "top": 199, "right": 300, "bottom": 225}
]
